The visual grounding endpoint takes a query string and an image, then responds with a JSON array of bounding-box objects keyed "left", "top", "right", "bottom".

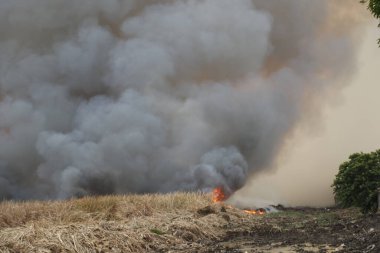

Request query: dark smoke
[{"left": 0, "top": 0, "right": 367, "bottom": 199}]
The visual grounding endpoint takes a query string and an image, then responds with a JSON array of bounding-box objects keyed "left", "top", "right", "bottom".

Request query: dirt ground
[{"left": 196, "top": 206, "right": 380, "bottom": 253}]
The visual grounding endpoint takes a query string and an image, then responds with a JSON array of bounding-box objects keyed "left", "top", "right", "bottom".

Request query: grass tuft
[{"left": 150, "top": 228, "right": 166, "bottom": 235}]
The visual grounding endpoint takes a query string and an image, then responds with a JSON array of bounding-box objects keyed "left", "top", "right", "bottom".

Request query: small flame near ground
[
  {"left": 243, "top": 209, "right": 266, "bottom": 215},
  {"left": 212, "top": 187, "right": 226, "bottom": 203},
  {"left": 211, "top": 187, "right": 266, "bottom": 215}
]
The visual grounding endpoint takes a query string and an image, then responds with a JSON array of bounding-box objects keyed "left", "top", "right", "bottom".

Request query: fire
[
  {"left": 212, "top": 187, "right": 226, "bottom": 203},
  {"left": 243, "top": 209, "right": 266, "bottom": 215},
  {"left": 211, "top": 187, "right": 267, "bottom": 215}
]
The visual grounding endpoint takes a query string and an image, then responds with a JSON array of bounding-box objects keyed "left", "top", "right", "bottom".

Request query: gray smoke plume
[{"left": 0, "top": 0, "right": 367, "bottom": 199}]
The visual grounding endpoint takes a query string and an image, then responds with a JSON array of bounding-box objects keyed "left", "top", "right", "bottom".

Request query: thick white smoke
[{"left": 0, "top": 0, "right": 367, "bottom": 199}]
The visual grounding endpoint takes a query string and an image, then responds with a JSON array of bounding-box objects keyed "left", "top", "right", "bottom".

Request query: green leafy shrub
[
  {"left": 332, "top": 150, "right": 380, "bottom": 214},
  {"left": 361, "top": 0, "right": 380, "bottom": 18},
  {"left": 361, "top": 0, "right": 380, "bottom": 44}
]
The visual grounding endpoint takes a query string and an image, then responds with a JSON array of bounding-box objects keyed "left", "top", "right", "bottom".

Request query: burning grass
[{"left": 0, "top": 193, "right": 379, "bottom": 252}]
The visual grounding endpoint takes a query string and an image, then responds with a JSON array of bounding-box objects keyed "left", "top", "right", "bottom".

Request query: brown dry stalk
[{"left": 0, "top": 192, "right": 254, "bottom": 252}]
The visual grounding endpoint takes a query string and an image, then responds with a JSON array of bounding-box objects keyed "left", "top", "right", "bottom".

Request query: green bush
[
  {"left": 361, "top": 0, "right": 380, "bottom": 45},
  {"left": 332, "top": 150, "right": 380, "bottom": 214}
]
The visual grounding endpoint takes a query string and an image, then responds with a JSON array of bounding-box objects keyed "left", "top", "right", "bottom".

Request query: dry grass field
[
  {"left": 0, "top": 193, "right": 216, "bottom": 252},
  {"left": 0, "top": 193, "right": 379, "bottom": 252}
]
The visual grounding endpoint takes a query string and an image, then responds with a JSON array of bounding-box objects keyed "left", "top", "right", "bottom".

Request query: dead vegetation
[
  {"left": 0, "top": 193, "right": 226, "bottom": 252},
  {"left": 0, "top": 193, "right": 379, "bottom": 252}
]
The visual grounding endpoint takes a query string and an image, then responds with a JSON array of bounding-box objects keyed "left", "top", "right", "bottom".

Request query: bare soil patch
[{"left": 208, "top": 207, "right": 380, "bottom": 253}]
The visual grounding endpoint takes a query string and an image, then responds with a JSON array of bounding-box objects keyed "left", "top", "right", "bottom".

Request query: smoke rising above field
[{"left": 0, "top": 0, "right": 367, "bottom": 199}]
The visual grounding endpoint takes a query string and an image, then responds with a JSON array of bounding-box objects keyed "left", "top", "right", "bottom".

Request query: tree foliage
[
  {"left": 332, "top": 150, "right": 380, "bottom": 214},
  {"left": 361, "top": 0, "right": 380, "bottom": 44}
]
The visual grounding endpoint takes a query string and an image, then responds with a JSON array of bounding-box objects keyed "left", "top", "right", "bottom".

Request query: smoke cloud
[
  {"left": 231, "top": 25, "right": 380, "bottom": 208},
  {"left": 0, "top": 0, "right": 367, "bottom": 199}
]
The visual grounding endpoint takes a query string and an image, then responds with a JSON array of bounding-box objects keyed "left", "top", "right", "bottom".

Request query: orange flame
[
  {"left": 243, "top": 209, "right": 266, "bottom": 215},
  {"left": 211, "top": 187, "right": 266, "bottom": 215},
  {"left": 212, "top": 187, "right": 226, "bottom": 203}
]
